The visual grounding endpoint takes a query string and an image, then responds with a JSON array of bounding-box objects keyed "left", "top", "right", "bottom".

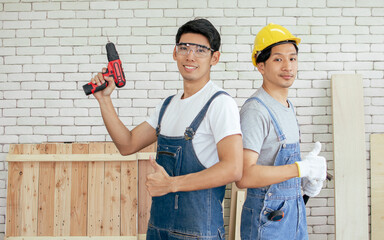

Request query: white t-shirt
[{"left": 146, "top": 81, "right": 242, "bottom": 168}]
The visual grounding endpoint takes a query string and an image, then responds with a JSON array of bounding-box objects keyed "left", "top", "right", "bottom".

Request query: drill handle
[
  {"left": 105, "top": 59, "right": 126, "bottom": 88},
  {"left": 83, "top": 68, "right": 111, "bottom": 96},
  {"left": 82, "top": 81, "right": 108, "bottom": 96}
]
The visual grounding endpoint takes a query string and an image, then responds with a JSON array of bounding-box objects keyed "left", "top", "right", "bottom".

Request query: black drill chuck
[{"left": 106, "top": 42, "right": 119, "bottom": 62}]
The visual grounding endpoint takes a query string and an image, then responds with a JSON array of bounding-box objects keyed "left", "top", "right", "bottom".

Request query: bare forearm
[
  {"left": 97, "top": 97, "right": 157, "bottom": 155},
  {"left": 98, "top": 97, "right": 133, "bottom": 152},
  {"left": 236, "top": 163, "right": 299, "bottom": 189},
  {"left": 91, "top": 72, "right": 156, "bottom": 154},
  {"left": 170, "top": 161, "right": 241, "bottom": 193}
]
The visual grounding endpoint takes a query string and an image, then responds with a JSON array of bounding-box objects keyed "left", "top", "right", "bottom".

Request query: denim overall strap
[
  {"left": 240, "top": 97, "right": 308, "bottom": 240},
  {"left": 244, "top": 97, "right": 286, "bottom": 142},
  {"left": 184, "top": 91, "right": 229, "bottom": 140},
  {"left": 156, "top": 95, "right": 175, "bottom": 136},
  {"left": 287, "top": 99, "right": 301, "bottom": 142}
]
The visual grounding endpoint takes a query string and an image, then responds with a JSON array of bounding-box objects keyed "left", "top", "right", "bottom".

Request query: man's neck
[
  {"left": 262, "top": 84, "right": 289, "bottom": 107},
  {"left": 182, "top": 79, "right": 210, "bottom": 99}
]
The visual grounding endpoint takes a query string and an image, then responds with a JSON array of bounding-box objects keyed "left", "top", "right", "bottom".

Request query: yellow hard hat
[{"left": 252, "top": 23, "right": 301, "bottom": 66}]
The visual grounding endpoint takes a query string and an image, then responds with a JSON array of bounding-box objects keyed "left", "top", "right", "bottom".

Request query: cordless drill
[{"left": 83, "top": 42, "right": 126, "bottom": 95}]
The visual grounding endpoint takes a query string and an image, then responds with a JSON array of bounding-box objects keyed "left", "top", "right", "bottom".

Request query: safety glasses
[{"left": 175, "top": 42, "right": 215, "bottom": 58}]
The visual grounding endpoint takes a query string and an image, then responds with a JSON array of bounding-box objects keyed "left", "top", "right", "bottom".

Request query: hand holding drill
[{"left": 83, "top": 42, "right": 126, "bottom": 96}]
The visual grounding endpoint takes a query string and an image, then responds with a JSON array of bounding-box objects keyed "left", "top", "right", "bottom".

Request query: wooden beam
[
  {"left": 70, "top": 144, "right": 88, "bottom": 236},
  {"left": 228, "top": 183, "right": 238, "bottom": 240},
  {"left": 235, "top": 190, "right": 245, "bottom": 240},
  {"left": 6, "top": 152, "right": 156, "bottom": 162},
  {"left": 331, "top": 74, "right": 369, "bottom": 240},
  {"left": 38, "top": 144, "right": 56, "bottom": 236},
  {"left": 371, "top": 134, "right": 384, "bottom": 240}
]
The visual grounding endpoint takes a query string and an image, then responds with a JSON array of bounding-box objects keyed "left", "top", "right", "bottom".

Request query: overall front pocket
[{"left": 157, "top": 144, "right": 182, "bottom": 176}]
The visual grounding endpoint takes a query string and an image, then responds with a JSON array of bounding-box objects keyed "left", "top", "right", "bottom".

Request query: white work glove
[
  {"left": 295, "top": 142, "right": 327, "bottom": 181},
  {"left": 302, "top": 177, "right": 324, "bottom": 197}
]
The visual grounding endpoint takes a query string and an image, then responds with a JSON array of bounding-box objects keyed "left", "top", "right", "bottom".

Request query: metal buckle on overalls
[
  {"left": 184, "top": 127, "right": 195, "bottom": 140},
  {"left": 156, "top": 125, "right": 160, "bottom": 137}
]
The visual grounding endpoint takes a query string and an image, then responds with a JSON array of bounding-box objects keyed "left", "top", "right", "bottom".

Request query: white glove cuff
[{"left": 295, "top": 161, "right": 308, "bottom": 178}]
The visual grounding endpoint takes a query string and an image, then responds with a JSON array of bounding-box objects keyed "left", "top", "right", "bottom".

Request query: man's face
[
  {"left": 257, "top": 43, "right": 298, "bottom": 90},
  {"left": 173, "top": 33, "right": 220, "bottom": 82}
]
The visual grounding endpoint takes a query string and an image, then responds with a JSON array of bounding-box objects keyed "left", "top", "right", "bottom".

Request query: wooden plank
[
  {"left": 38, "top": 144, "right": 57, "bottom": 236},
  {"left": 103, "top": 143, "right": 121, "bottom": 236},
  {"left": 87, "top": 142, "right": 105, "bottom": 236},
  {"left": 54, "top": 144, "right": 72, "bottom": 236},
  {"left": 137, "top": 144, "right": 156, "bottom": 236},
  {"left": 121, "top": 159, "right": 137, "bottom": 236},
  {"left": 137, "top": 160, "right": 153, "bottom": 235},
  {"left": 228, "top": 183, "right": 239, "bottom": 240},
  {"left": 235, "top": 191, "right": 246, "bottom": 240},
  {"left": 120, "top": 140, "right": 138, "bottom": 236},
  {"left": 371, "top": 134, "right": 384, "bottom": 240},
  {"left": 7, "top": 153, "right": 138, "bottom": 162},
  {"left": 70, "top": 144, "right": 88, "bottom": 236},
  {"left": 331, "top": 74, "right": 369, "bottom": 240},
  {"left": 20, "top": 144, "right": 39, "bottom": 236},
  {"left": 6, "top": 145, "right": 23, "bottom": 237}
]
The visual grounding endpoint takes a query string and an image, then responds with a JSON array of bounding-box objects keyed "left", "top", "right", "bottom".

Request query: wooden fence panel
[
  {"left": 88, "top": 143, "right": 105, "bottom": 236},
  {"left": 54, "top": 144, "right": 72, "bottom": 236},
  {"left": 6, "top": 145, "right": 22, "bottom": 236},
  {"left": 138, "top": 144, "right": 155, "bottom": 239},
  {"left": 6, "top": 142, "right": 156, "bottom": 240},
  {"left": 121, "top": 160, "right": 137, "bottom": 236},
  {"left": 37, "top": 144, "right": 56, "bottom": 236},
  {"left": 104, "top": 143, "right": 121, "bottom": 236}
]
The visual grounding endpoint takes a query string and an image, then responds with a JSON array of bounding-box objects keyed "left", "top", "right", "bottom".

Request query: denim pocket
[
  {"left": 169, "top": 230, "right": 199, "bottom": 239},
  {"left": 157, "top": 144, "right": 181, "bottom": 176},
  {"left": 261, "top": 200, "right": 288, "bottom": 227},
  {"left": 240, "top": 206, "right": 255, "bottom": 240},
  {"left": 260, "top": 198, "right": 301, "bottom": 239}
]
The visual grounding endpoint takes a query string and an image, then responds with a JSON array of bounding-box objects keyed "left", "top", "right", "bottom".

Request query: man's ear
[
  {"left": 210, "top": 51, "right": 220, "bottom": 66},
  {"left": 173, "top": 46, "right": 177, "bottom": 60},
  {"left": 256, "top": 62, "right": 265, "bottom": 74}
]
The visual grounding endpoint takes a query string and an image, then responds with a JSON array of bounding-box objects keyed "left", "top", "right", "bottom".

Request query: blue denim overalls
[
  {"left": 147, "top": 91, "right": 228, "bottom": 240},
  {"left": 240, "top": 97, "right": 308, "bottom": 240}
]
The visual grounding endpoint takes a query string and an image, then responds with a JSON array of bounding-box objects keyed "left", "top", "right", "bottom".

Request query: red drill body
[{"left": 83, "top": 42, "right": 126, "bottom": 95}]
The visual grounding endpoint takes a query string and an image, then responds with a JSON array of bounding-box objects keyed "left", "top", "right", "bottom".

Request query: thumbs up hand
[
  {"left": 146, "top": 155, "right": 173, "bottom": 197},
  {"left": 295, "top": 142, "right": 327, "bottom": 182},
  {"left": 302, "top": 177, "right": 324, "bottom": 197}
]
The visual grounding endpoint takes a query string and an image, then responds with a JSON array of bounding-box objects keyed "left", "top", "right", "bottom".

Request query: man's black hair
[
  {"left": 176, "top": 18, "right": 221, "bottom": 52},
  {"left": 256, "top": 40, "right": 299, "bottom": 64}
]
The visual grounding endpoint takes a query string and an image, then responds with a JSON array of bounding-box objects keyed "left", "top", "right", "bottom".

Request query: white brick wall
[{"left": 1, "top": 1, "right": 383, "bottom": 239}]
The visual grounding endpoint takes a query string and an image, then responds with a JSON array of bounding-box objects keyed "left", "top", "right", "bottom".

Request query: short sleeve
[
  {"left": 207, "top": 94, "right": 242, "bottom": 144},
  {"left": 240, "top": 101, "right": 270, "bottom": 154},
  {"left": 145, "top": 99, "right": 164, "bottom": 130}
]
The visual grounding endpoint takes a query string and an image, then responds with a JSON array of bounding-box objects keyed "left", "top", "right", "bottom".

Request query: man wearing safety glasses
[{"left": 90, "top": 18, "right": 242, "bottom": 239}]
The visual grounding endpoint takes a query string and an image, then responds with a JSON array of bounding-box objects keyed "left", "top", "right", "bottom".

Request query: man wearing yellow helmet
[{"left": 236, "top": 23, "right": 327, "bottom": 239}]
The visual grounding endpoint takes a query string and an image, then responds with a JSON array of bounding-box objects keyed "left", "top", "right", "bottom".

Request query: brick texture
[{"left": 1, "top": 1, "right": 383, "bottom": 239}]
